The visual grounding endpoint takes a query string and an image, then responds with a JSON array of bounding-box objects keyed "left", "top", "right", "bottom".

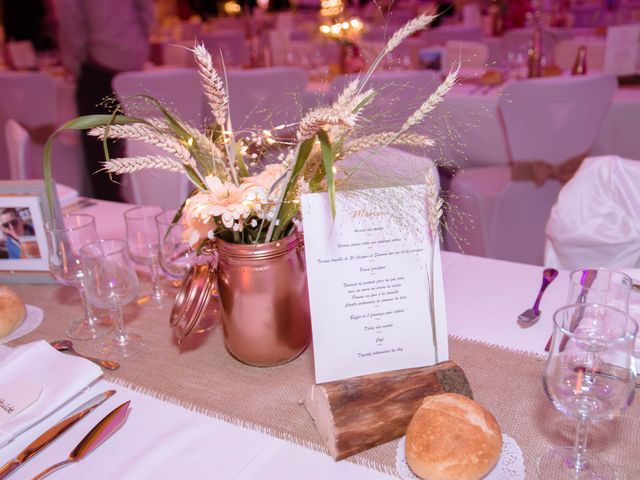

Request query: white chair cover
[
  {"left": 112, "top": 68, "right": 203, "bottom": 208},
  {"left": 553, "top": 38, "right": 605, "bottom": 71},
  {"left": 545, "top": 155, "right": 640, "bottom": 270},
  {"left": 442, "top": 40, "right": 489, "bottom": 69},
  {"left": 225, "top": 67, "right": 308, "bottom": 130},
  {"left": 446, "top": 74, "right": 617, "bottom": 265},
  {"left": 0, "top": 72, "right": 86, "bottom": 192}
]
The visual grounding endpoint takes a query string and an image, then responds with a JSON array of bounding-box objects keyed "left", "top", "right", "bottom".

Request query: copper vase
[{"left": 215, "top": 232, "right": 311, "bottom": 367}]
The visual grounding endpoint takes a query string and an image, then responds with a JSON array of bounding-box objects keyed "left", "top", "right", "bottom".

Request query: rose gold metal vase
[{"left": 216, "top": 232, "right": 311, "bottom": 367}]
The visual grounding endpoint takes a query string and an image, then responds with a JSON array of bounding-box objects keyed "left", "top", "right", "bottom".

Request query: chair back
[
  {"left": 112, "top": 68, "right": 203, "bottom": 208},
  {"left": 330, "top": 70, "right": 440, "bottom": 132},
  {"left": 4, "top": 119, "right": 29, "bottom": 179},
  {"left": 225, "top": 67, "right": 308, "bottom": 130},
  {"left": 545, "top": 155, "right": 640, "bottom": 269},
  {"left": 498, "top": 74, "right": 616, "bottom": 165}
]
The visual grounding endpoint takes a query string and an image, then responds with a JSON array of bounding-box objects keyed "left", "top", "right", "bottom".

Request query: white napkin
[{"left": 0, "top": 340, "right": 102, "bottom": 447}]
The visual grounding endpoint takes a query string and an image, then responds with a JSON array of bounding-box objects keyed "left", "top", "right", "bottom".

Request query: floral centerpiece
[{"left": 43, "top": 12, "right": 458, "bottom": 365}]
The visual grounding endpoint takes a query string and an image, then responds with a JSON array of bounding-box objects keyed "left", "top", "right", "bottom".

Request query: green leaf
[
  {"left": 318, "top": 129, "right": 336, "bottom": 217},
  {"left": 42, "top": 114, "right": 145, "bottom": 222},
  {"left": 352, "top": 91, "right": 377, "bottom": 113}
]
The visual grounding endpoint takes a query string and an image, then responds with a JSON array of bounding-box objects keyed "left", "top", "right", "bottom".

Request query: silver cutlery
[
  {"left": 518, "top": 268, "right": 558, "bottom": 326},
  {"left": 31, "top": 401, "right": 131, "bottom": 480},
  {"left": 0, "top": 391, "right": 115, "bottom": 479},
  {"left": 50, "top": 340, "right": 120, "bottom": 370}
]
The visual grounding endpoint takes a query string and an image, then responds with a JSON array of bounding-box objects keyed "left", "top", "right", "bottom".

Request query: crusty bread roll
[
  {"left": 0, "top": 286, "right": 26, "bottom": 338},
  {"left": 405, "top": 393, "right": 502, "bottom": 480}
]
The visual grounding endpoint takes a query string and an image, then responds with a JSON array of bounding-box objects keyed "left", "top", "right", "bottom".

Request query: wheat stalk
[
  {"left": 343, "top": 132, "right": 435, "bottom": 156},
  {"left": 401, "top": 67, "right": 459, "bottom": 132},
  {"left": 384, "top": 14, "right": 435, "bottom": 55},
  {"left": 102, "top": 155, "right": 185, "bottom": 174},
  {"left": 425, "top": 167, "right": 443, "bottom": 241},
  {"left": 89, "top": 124, "right": 194, "bottom": 167},
  {"left": 297, "top": 106, "right": 356, "bottom": 141},
  {"left": 193, "top": 43, "right": 228, "bottom": 125}
]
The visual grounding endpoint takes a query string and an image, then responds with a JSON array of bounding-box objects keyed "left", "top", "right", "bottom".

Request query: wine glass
[
  {"left": 155, "top": 209, "right": 210, "bottom": 281},
  {"left": 568, "top": 268, "right": 632, "bottom": 311},
  {"left": 539, "top": 303, "right": 638, "bottom": 479},
  {"left": 124, "top": 206, "right": 165, "bottom": 300},
  {"left": 44, "top": 214, "right": 113, "bottom": 340},
  {"left": 80, "top": 239, "right": 145, "bottom": 358}
]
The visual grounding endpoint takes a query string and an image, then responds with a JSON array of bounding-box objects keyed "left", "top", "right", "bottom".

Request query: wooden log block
[{"left": 304, "top": 361, "right": 472, "bottom": 460}]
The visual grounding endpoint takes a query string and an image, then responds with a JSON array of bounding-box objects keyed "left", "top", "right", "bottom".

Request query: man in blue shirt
[{"left": 0, "top": 208, "right": 35, "bottom": 259}]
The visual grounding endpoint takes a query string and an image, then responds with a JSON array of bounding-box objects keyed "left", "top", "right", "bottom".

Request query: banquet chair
[
  {"left": 112, "top": 68, "right": 202, "bottom": 208},
  {"left": 197, "top": 31, "right": 249, "bottom": 68},
  {"left": 553, "top": 39, "right": 605, "bottom": 71},
  {"left": 225, "top": 67, "right": 308, "bottom": 131},
  {"left": 545, "top": 155, "right": 640, "bottom": 270},
  {"left": 0, "top": 72, "right": 87, "bottom": 192},
  {"left": 445, "top": 74, "right": 617, "bottom": 265},
  {"left": 442, "top": 41, "right": 489, "bottom": 70}
]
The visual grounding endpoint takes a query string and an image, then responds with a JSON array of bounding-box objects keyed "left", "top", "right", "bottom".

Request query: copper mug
[{"left": 215, "top": 231, "right": 311, "bottom": 366}]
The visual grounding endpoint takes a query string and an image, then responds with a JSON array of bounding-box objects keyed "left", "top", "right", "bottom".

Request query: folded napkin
[{"left": 0, "top": 340, "right": 102, "bottom": 447}]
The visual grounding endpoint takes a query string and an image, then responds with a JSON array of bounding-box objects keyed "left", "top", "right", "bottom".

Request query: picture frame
[{"left": 0, "top": 180, "right": 62, "bottom": 284}]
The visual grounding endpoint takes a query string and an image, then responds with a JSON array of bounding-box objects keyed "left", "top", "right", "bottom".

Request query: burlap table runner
[{"left": 8, "top": 283, "right": 640, "bottom": 478}]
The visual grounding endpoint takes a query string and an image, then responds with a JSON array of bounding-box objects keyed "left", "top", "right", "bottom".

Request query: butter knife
[
  {"left": 31, "top": 400, "right": 131, "bottom": 480},
  {"left": 0, "top": 390, "right": 115, "bottom": 479}
]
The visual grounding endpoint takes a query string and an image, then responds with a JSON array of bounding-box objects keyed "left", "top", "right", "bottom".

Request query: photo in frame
[{"left": 0, "top": 180, "right": 62, "bottom": 283}]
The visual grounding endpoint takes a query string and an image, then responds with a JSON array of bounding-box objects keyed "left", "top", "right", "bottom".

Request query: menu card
[
  {"left": 301, "top": 185, "right": 448, "bottom": 384},
  {"left": 604, "top": 24, "right": 640, "bottom": 76}
]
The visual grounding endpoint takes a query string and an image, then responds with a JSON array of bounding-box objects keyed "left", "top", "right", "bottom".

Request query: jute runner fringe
[{"left": 10, "top": 283, "right": 640, "bottom": 478}]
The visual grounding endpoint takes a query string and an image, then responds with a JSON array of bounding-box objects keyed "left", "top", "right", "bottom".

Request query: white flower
[{"left": 242, "top": 163, "right": 288, "bottom": 200}]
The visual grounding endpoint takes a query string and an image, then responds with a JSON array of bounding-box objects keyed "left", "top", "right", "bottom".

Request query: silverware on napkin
[
  {"left": 518, "top": 268, "right": 558, "bottom": 326},
  {"left": 0, "top": 390, "right": 115, "bottom": 479},
  {"left": 30, "top": 400, "right": 130, "bottom": 480},
  {"left": 50, "top": 340, "right": 120, "bottom": 370}
]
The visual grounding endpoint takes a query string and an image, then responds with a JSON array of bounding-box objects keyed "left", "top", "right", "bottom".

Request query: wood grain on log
[{"left": 305, "top": 361, "right": 472, "bottom": 460}]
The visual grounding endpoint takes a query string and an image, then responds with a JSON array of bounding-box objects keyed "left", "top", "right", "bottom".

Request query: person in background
[
  {"left": 55, "top": 0, "right": 154, "bottom": 202},
  {"left": 0, "top": 208, "right": 34, "bottom": 259}
]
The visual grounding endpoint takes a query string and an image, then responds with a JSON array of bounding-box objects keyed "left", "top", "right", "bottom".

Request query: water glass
[
  {"left": 568, "top": 268, "right": 632, "bottom": 311},
  {"left": 44, "top": 214, "right": 112, "bottom": 340},
  {"left": 80, "top": 239, "right": 145, "bottom": 358},
  {"left": 539, "top": 303, "right": 637, "bottom": 479},
  {"left": 124, "top": 206, "right": 165, "bottom": 300},
  {"left": 155, "top": 209, "right": 210, "bottom": 280}
]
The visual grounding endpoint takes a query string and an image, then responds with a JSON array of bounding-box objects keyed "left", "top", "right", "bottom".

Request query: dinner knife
[
  {"left": 0, "top": 390, "right": 116, "bottom": 479},
  {"left": 31, "top": 400, "right": 131, "bottom": 480}
]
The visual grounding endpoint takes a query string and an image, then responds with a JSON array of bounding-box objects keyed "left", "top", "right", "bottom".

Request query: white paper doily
[
  {"left": 0, "top": 305, "right": 43, "bottom": 344},
  {"left": 396, "top": 433, "right": 525, "bottom": 480}
]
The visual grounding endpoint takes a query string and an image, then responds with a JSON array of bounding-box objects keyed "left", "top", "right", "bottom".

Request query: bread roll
[
  {"left": 405, "top": 393, "right": 502, "bottom": 480},
  {"left": 0, "top": 286, "right": 26, "bottom": 338}
]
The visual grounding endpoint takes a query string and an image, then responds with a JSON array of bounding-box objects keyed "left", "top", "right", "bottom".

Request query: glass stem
[
  {"left": 110, "top": 306, "right": 127, "bottom": 346},
  {"left": 150, "top": 255, "right": 162, "bottom": 299},
  {"left": 571, "top": 417, "right": 590, "bottom": 471},
  {"left": 77, "top": 285, "right": 96, "bottom": 325}
]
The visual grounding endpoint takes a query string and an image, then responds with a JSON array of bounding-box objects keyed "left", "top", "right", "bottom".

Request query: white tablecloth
[{"left": 1, "top": 248, "right": 638, "bottom": 479}]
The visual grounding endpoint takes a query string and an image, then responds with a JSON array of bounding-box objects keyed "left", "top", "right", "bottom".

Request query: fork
[{"left": 517, "top": 268, "right": 559, "bottom": 326}]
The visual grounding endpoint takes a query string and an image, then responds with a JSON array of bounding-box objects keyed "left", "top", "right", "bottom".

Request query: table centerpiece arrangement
[{"left": 43, "top": 12, "right": 458, "bottom": 366}]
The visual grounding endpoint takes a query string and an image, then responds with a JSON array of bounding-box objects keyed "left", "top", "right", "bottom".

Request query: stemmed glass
[
  {"left": 80, "top": 239, "right": 145, "bottom": 358},
  {"left": 568, "top": 268, "right": 632, "bottom": 311},
  {"left": 539, "top": 303, "right": 638, "bottom": 479},
  {"left": 155, "top": 209, "right": 210, "bottom": 281},
  {"left": 44, "top": 214, "right": 113, "bottom": 339},
  {"left": 124, "top": 206, "right": 165, "bottom": 300}
]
